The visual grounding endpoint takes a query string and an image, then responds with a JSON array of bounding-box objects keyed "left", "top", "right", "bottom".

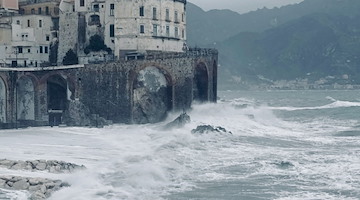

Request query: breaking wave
[{"left": 1, "top": 91, "right": 360, "bottom": 199}]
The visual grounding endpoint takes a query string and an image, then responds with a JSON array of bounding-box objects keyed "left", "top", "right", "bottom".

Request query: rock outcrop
[
  {"left": 0, "top": 176, "right": 69, "bottom": 200},
  {"left": 163, "top": 113, "right": 191, "bottom": 130},
  {"left": 62, "top": 100, "right": 110, "bottom": 127},
  {"left": 191, "top": 125, "right": 232, "bottom": 134},
  {"left": 0, "top": 159, "right": 86, "bottom": 173}
]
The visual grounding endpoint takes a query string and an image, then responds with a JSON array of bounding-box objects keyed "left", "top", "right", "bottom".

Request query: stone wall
[{"left": 0, "top": 49, "right": 218, "bottom": 127}]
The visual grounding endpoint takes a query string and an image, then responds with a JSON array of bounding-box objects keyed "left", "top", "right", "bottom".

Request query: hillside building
[
  {"left": 0, "top": 14, "right": 54, "bottom": 67},
  {"left": 0, "top": 0, "right": 218, "bottom": 128}
]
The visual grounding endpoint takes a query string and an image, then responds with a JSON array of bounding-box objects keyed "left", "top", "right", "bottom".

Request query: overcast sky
[{"left": 188, "top": 0, "right": 304, "bottom": 14}]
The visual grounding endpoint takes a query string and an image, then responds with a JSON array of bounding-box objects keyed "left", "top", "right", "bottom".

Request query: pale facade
[
  {"left": 114, "top": 0, "right": 187, "bottom": 57},
  {"left": 27, "top": 0, "right": 187, "bottom": 65},
  {"left": 0, "top": 15, "right": 53, "bottom": 67}
]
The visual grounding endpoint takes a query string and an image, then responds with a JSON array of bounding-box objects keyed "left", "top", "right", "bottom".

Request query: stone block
[
  {"left": 0, "top": 179, "right": 6, "bottom": 187},
  {"left": 12, "top": 179, "right": 30, "bottom": 190},
  {"left": 36, "top": 162, "right": 47, "bottom": 171},
  {"left": 30, "top": 191, "right": 46, "bottom": 200}
]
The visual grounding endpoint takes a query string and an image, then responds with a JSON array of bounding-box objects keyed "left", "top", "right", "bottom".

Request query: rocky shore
[
  {"left": 0, "top": 176, "right": 69, "bottom": 199},
  {"left": 0, "top": 159, "right": 85, "bottom": 173},
  {"left": 0, "top": 159, "right": 86, "bottom": 199}
]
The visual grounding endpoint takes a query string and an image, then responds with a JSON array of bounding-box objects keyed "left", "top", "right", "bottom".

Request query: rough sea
[{"left": 1, "top": 90, "right": 360, "bottom": 200}]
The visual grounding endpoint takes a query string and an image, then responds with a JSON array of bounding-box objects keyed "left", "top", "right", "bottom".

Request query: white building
[
  {"left": 0, "top": 14, "right": 53, "bottom": 67},
  {"left": 114, "top": 0, "right": 187, "bottom": 57},
  {"left": 59, "top": 0, "right": 187, "bottom": 64}
]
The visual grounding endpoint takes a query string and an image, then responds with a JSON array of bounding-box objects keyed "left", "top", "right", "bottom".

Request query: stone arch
[
  {"left": 0, "top": 77, "right": 7, "bottom": 123},
  {"left": 16, "top": 76, "right": 35, "bottom": 121},
  {"left": 132, "top": 66, "right": 173, "bottom": 124},
  {"left": 40, "top": 72, "right": 76, "bottom": 101},
  {"left": 47, "top": 74, "right": 68, "bottom": 126},
  {"left": 193, "top": 62, "right": 209, "bottom": 102}
]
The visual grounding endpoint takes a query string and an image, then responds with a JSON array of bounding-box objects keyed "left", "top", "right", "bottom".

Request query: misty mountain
[
  {"left": 187, "top": 0, "right": 360, "bottom": 88},
  {"left": 216, "top": 13, "right": 360, "bottom": 87},
  {"left": 187, "top": 0, "right": 360, "bottom": 46}
]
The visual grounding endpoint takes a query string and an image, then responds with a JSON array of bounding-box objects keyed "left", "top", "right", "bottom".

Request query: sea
[{"left": 1, "top": 90, "right": 360, "bottom": 200}]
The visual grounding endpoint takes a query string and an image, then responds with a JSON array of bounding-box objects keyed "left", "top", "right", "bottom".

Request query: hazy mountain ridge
[
  {"left": 187, "top": 0, "right": 360, "bottom": 46},
  {"left": 187, "top": 0, "right": 360, "bottom": 89}
]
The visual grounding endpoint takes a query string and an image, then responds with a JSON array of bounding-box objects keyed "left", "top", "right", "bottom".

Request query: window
[
  {"left": 182, "top": 29, "right": 185, "bottom": 38},
  {"left": 46, "top": 35, "right": 50, "bottom": 41},
  {"left": 16, "top": 20, "right": 20, "bottom": 25},
  {"left": 39, "top": 20, "right": 42, "bottom": 28},
  {"left": 166, "top": 9, "right": 170, "bottom": 21},
  {"left": 110, "top": 24, "right": 114, "bottom": 37},
  {"left": 153, "top": 24, "right": 157, "bottom": 36},
  {"left": 27, "top": 20, "right": 30, "bottom": 27},
  {"left": 140, "top": 25, "right": 145, "bottom": 34},
  {"left": 93, "top": 4, "right": 99, "bottom": 12},
  {"left": 45, "top": 6, "right": 49, "bottom": 15},
  {"left": 28, "top": 48, "right": 31, "bottom": 53},
  {"left": 166, "top": 25, "right": 170, "bottom": 37},
  {"left": 39, "top": 46, "right": 43, "bottom": 53},
  {"left": 38, "top": 7, "right": 42, "bottom": 14},
  {"left": 152, "top": 7, "right": 157, "bottom": 19},
  {"left": 18, "top": 47, "right": 23, "bottom": 54},
  {"left": 80, "top": 0, "right": 85, "bottom": 7},
  {"left": 139, "top": 6, "right": 144, "bottom": 17},
  {"left": 175, "top": 11, "right": 178, "bottom": 23},
  {"left": 175, "top": 27, "right": 178, "bottom": 38},
  {"left": 182, "top": 13, "right": 185, "bottom": 22},
  {"left": 45, "top": 46, "right": 48, "bottom": 54},
  {"left": 31, "top": 8, "right": 35, "bottom": 14},
  {"left": 110, "top": 4, "right": 114, "bottom": 16},
  {"left": 89, "top": 14, "right": 100, "bottom": 25}
]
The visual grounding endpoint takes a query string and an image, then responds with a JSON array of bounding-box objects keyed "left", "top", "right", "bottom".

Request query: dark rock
[
  {"left": 62, "top": 100, "right": 92, "bottom": 126},
  {"left": 273, "top": 161, "right": 294, "bottom": 169},
  {"left": 163, "top": 113, "right": 191, "bottom": 130},
  {"left": 191, "top": 125, "right": 232, "bottom": 134}
]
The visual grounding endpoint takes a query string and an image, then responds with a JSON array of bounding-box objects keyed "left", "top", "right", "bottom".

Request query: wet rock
[
  {"left": 273, "top": 161, "right": 294, "bottom": 169},
  {"left": 0, "top": 179, "right": 5, "bottom": 187},
  {"left": 163, "top": 113, "right": 191, "bottom": 130},
  {"left": 0, "top": 159, "right": 15, "bottom": 168},
  {"left": 0, "top": 176, "right": 69, "bottom": 200},
  {"left": 0, "top": 159, "right": 86, "bottom": 173},
  {"left": 12, "top": 179, "right": 30, "bottom": 190},
  {"left": 36, "top": 162, "right": 47, "bottom": 171},
  {"left": 191, "top": 125, "right": 232, "bottom": 134},
  {"left": 30, "top": 191, "right": 46, "bottom": 200},
  {"left": 63, "top": 100, "right": 92, "bottom": 126}
]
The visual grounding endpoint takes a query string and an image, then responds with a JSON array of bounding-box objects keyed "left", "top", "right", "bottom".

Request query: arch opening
[
  {"left": 132, "top": 66, "right": 173, "bottom": 124},
  {"left": 16, "top": 76, "right": 35, "bottom": 121},
  {"left": 0, "top": 77, "right": 6, "bottom": 123},
  {"left": 193, "top": 62, "right": 209, "bottom": 102},
  {"left": 47, "top": 75, "right": 68, "bottom": 126}
]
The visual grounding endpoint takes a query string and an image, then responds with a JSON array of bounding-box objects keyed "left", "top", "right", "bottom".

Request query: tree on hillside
[{"left": 63, "top": 49, "right": 79, "bottom": 65}]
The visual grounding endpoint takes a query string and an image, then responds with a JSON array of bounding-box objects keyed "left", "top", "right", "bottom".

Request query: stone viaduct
[{"left": 0, "top": 49, "right": 218, "bottom": 128}]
